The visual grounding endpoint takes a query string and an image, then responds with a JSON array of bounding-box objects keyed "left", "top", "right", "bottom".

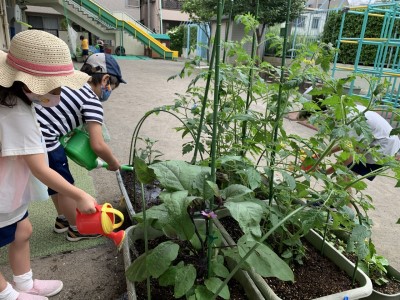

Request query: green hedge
[
  {"left": 322, "top": 11, "right": 385, "bottom": 65},
  {"left": 168, "top": 25, "right": 198, "bottom": 57}
]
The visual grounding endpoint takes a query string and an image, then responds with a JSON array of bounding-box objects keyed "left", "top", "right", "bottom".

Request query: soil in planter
[
  {"left": 330, "top": 236, "right": 400, "bottom": 295},
  {"left": 132, "top": 236, "right": 248, "bottom": 299},
  {"left": 121, "top": 170, "right": 162, "bottom": 213},
  {"left": 219, "top": 216, "right": 360, "bottom": 300},
  {"left": 373, "top": 279, "right": 400, "bottom": 295}
]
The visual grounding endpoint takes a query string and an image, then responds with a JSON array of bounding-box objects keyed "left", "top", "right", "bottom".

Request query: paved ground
[{"left": 3, "top": 58, "right": 398, "bottom": 299}]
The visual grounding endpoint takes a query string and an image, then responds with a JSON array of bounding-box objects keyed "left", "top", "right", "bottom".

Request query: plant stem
[
  {"left": 306, "top": 139, "right": 337, "bottom": 173},
  {"left": 352, "top": 256, "right": 359, "bottom": 288},
  {"left": 222, "top": 0, "right": 234, "bottom": 64},
  {"left": 240, "top": 0, "right": 259, "bottom": 156},
  {"left": 191, "top": 44, "right": 215, "bottom": 164},
  {"left": 189, "top": 211, "right": 204, "bottom": 254},
  {"left": 344, "top": 166, "right": 389, "bottom": 190},
  {"left": 140, "top": 183, "right": 151, "bottom": 300},
  {"left": 207, "top": 0, "right": 223, "bottom": 278},
  {"left": 268, "top": 0, "right": 292, "bottom": 205},
  {"left": 321, "top": 211, "right": 331, "bottom": 255}
]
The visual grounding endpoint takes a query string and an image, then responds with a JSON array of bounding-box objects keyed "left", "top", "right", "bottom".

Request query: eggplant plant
[{"left": 126, "top": 159, "right": 295, "bottom": 299}]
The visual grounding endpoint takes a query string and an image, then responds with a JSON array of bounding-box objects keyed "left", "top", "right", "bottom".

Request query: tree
[{"left": 181, "top": 0, "right": 306, "bottom": 58}]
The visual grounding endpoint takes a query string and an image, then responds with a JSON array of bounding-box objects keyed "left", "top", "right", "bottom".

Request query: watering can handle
[{"left": 102, "top": 207, "right": 124, "bottom": 229}]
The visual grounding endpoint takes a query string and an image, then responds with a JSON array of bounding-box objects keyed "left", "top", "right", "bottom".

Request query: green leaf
[
  {"left": 204, "top": 277, "right": 230, "bottom": 300},
  {"left": 210, "top": 259, "right": 230, "bottom": 278},
  {"left": 308, "top": 86, "right": 333, "bottom": 96},
  {"left": 195, "top": 285, "right": 214, "bottom": 300},
  {"left": 150, "top": 160, "right": 211, "bottom": 195},
  {"left": 207, "top": 180, "right": 221, "bottom": 197},
  {"left": 133, "top": 203, "right": 168, "bottom": 223},
  {"left": 240, "top": 167, "right": 262, "bottom": 190},
  {"left": 390, "top": 128, "right": 400, "bottom": 136},
  {"left": 159, "top": 265, "right": 178, "bottom": 287},
  {"left": 125, "top": 251, "right": 148, "bottom": 282},
  {"left": 182, "top": 143, "right": 194, "bottom": 155},
  {"left": 161, "top": 191, "right": 195, "bottom": 240},
  {"left": 397, "top": 218, "right": 400, "bottom": 224},
  {"left": 224, "top": 202, "right": 263, "bottom": 237},
  {"left": 281, "top": 171, "right": 296, "bottom": 190},
  {"left": 231, "top": 113, "right": 257, "bottom": 121},
  {"left": 147, "top": 241, "right": 180, "bottom": 278},
  {"left": 174, "top": 264, "right": 196, "bottom": 298},
  {"left": 347, "top": 224, "right": 371, "bottom": 259},
  {"left": 134, "top": 157, "right": 156, "bottom": 184},
  {"left": 221, "top": 184, "right": 253, "bottom": 201},
  {"left": 351, "top": 180, "right": 368, "bottom": 191},
  {"left": 299, "top": 209, "right": 326, "bottom": 233},
  {"left": 237, "top": 237, "right": 294, "bottom": 282}
]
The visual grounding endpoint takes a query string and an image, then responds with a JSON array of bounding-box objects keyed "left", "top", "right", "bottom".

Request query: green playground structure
[{"left": 332, "top": 0, "right": 400, "bottom": 125}]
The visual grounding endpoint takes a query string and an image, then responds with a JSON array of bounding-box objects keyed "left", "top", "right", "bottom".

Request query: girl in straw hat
[
  {"left": 0, "top": 30, "right": 97, "bottom": 300},
  {"left": 34, "top": 52, "right": 126, "bottom": 242}
]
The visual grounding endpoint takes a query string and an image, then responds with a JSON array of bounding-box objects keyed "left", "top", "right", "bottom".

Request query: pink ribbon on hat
[{"left": 6, "top": 53, "right": 74, "bottom": 76}]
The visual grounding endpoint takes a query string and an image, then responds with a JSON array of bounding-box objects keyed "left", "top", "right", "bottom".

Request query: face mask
[
  {"left": 99, "top": 82, "right": 112, "bottom": 102},
  {"left": 24, "top": 91, "right": 61, "bottom": 107}
]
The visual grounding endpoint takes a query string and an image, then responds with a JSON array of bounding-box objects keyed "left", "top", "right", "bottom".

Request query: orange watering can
[{"left": 76, "top": 203, "right": 125, "bottom": 248}]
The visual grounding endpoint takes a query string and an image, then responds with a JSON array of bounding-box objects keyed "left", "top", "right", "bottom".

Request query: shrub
[
  {"left": 168, "top": 25, "right": 198, "bottom": 57},
  {"left": 168, "top": 25, "right": 185, "bottom": 56}
]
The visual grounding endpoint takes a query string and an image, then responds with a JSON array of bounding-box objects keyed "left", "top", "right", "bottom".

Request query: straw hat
[{"left": 0, "top": 30, "right": 90, "bottom": 94}]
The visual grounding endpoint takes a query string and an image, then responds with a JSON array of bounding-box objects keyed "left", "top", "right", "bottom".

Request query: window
[
  {"left": 295, "top": 16, "right": 306, "bottom": 28},
  {"left": 311, "top": 17, "right": 320, "bottom": 29},
  {"left": 163, "top": 0, "right": 183, "bottom": 10},
  {"left": 126, "top": 0, "right": 140, "bottom": 8}
]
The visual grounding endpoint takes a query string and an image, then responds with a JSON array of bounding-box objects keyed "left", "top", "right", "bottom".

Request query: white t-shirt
[
  {"left": 353, "top": 105, "right": 400, "bottom": 164},
  {"left": 0, "top": 98, "right": 48, "bottom": 227}
]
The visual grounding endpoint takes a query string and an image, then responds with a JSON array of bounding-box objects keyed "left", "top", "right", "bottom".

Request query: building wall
[
  {"left": 141, "top": 0, "right": 190, "bottom": 34},
  {"left": 94, "top": 0, "right": 140, "bottom": 20},
  {"left": 162, "top": 10, "right": 189, "bottom": 22}
]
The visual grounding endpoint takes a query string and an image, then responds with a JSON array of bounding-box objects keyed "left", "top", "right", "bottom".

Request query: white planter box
[
  {"left": 214, "top": 216, "right": 373, "bottom": 300},
  {"left": 362, "top": 265, "right": 400, "bottom": 300},
  {"left": 122, "top": 224, "right": 265, "bottom": 300}
]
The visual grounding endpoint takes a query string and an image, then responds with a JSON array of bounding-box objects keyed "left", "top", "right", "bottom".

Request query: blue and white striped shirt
[{"left": 35, "top": 83, "right": 103, "bottom": 152}]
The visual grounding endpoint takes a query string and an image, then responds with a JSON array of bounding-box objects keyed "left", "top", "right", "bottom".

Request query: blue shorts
[
  {"left": 349, "top": 161, "right": 382, "bottom": 181},
  {"left": 0, "top": 211, "right": 29, "bottom": 248},
  {"left": 47, "top": 145, "right": 74, "bottom": 195},
  {"left": 82, "top": 49, "right": 89, "bottom": 56}
]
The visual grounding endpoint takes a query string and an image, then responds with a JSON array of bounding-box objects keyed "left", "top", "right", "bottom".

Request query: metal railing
[{"left": 65, "top": 0, "right": 116, "bottom": 29}]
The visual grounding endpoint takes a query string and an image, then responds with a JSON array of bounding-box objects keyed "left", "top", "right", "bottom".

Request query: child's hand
[
  {"left": 107, "top": 160, "right": 120, "bottom": 171},
  {"left": 77, "top": 193, "right": 97, "bottom": 214}
]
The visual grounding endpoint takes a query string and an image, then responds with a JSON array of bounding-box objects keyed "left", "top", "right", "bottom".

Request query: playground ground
[{"left": 2, "top": 58, "right": 399, "bottom": 299}]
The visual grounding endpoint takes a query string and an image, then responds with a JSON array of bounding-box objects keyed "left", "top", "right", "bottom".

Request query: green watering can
[{"left": 59, "top": 127, "right": 133, "bottom": 172}]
